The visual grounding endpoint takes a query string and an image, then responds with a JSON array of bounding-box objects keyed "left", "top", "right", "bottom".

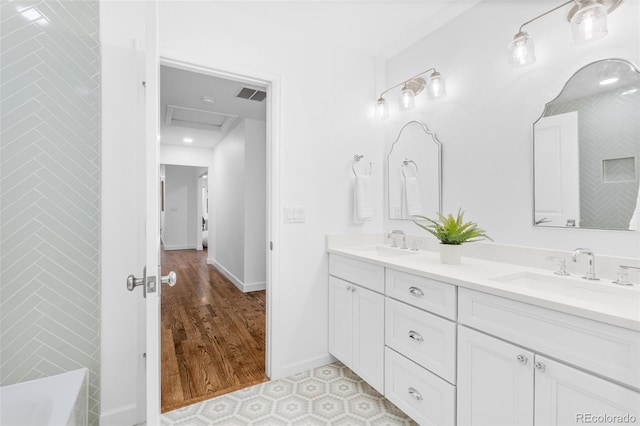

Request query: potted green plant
[{"left": 413, "top": 209, "right": 493, "bottom": 264}]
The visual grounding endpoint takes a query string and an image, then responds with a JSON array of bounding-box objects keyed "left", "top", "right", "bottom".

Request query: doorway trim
[{"left": 159, "top": 52, "right": 280, "bottom": 380}]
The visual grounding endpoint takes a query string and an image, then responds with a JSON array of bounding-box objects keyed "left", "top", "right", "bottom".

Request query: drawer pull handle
[
  {"left": 408, "top": 387, "right": 423, "bottom": 401},
  {"left": 408, "top": 330, "right": 424, "bottom": 342},
  {"left": 408, "top": 287, "right": 424, "bottom": 297},
  {"left": 517, "top": 354, "right": 528, "bottom": 365},
  {"left": 535, "top": 362, "right": 546, "bottom": 373}
]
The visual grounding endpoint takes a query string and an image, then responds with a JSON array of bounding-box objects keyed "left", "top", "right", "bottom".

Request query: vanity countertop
[{"left": 328, "top": 243, "right": 640, "bottom": 331}]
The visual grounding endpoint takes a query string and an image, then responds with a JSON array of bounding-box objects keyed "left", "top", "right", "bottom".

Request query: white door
[
  {"left": 457, "top": 326, "right": 534, "bottom": 426},
  {"left": 534, "top": 111, "right": 580, "bottom": 227},
  {"left": 352, "top": 285, "right": 384, "bottom": 393},
  {"left": 128, "top": 2, "right": 163, "bottom": 424},
  {"left": 534, "top": 355, "right": 640, "bottom": 426}
]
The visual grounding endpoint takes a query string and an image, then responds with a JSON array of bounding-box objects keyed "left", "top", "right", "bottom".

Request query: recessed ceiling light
[
  {"left": 183, "top": 138, "right": 193, "bottom": 143},
  {"left": 622, "top": 87, "right": 638, "bottom": 95},
  {"left": 201, "top": 96, "right": 215, "bottom": 104},
  {"left": 203, "top": 175, "right": 208, "bottom": 179},
  {"left": 599, "top": 77, "right": 619, "bottom": 86}
]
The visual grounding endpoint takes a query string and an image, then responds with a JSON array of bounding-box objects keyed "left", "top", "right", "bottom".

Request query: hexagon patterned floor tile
[{"left": 162, "top": 362, "right": 418, "bottom": 425}]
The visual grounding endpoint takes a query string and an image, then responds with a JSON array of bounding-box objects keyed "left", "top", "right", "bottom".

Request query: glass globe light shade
[
  {"left": 571, "top": 0, "right": 608, "bottom": 44},
  {"left": 426, "top": 71, "right": 447, "bottom": 99},
  {"left": 375, "top": 97, "right": 389, "bottom": 119},
  {"left": 508, "top": 31, "right": 536, "bottom": 67},
  {"left": 399, "top": 85, "right": 415, "bottom": 110}
]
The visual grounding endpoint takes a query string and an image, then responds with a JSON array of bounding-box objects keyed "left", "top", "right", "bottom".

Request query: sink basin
[
  {"left": 346, "top": 245, "right": 419, "bottom": 258},
  {"left": 490, "top": 271, "right": 640, "bottom": 311}
]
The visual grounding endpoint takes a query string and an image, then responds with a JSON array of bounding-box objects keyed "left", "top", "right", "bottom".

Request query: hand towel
[
  {"left": 404, "top": 176, "right": 422, "bottom": 217},
  {"left": 629, "top": 184, "right": 640, "bottom": 231},
  {"left": 354, "top": 175, "right": 374, "bottom": 223}
]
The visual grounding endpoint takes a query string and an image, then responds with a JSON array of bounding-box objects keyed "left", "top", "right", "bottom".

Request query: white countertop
[{"left": 328, "top": 242, "right": 640, "bottom": 332}]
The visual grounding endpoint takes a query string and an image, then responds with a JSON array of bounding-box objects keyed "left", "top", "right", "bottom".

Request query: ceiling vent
[
  {"left": 236, "top": 87, "right": 267, "bottom": 102},
  {"left": 165, "top": 105, "right": 238, "bottom": 132}
]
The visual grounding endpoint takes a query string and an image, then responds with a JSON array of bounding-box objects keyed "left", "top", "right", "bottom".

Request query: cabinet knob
[
  {"left": 351, "top": 287, "right": 356, "bottom": 292},
  {"left": 408, "top": 286, "right": 424, "bottom": 297},
  {"left": 517, "top": 354, "right": 528, "bottom": 365},
  {"left": 408, "top": 330, "right": 424, "bottom": 342},
  {"left": 535, "top": 362, "right": 546, "bottom": 373},
  {"left": 346, "top": 285, "right": 352, "bottom": 291},
  {"left": 408, "top": 387, "right": 423, "bottom": 401}
]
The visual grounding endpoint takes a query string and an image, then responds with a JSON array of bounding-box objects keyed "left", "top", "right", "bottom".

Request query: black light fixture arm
[
  {"left": 378, "top": 67, "right": 437, "bottom": 98},
  {"left": 517, "top": 0, "right": 574, "bottom": 33}
]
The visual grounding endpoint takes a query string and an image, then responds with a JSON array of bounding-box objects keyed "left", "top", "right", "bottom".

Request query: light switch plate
[{"left": 284, "top": 206, "right": 305, "bottom": 223}]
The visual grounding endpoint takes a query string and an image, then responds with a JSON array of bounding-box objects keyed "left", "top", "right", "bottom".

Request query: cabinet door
[
  {"left": 329, "top": 276, "right": 353, "bottom": 365},
  {"left": 458, "top": 326, "right": 534, "bottom": 426},
  {"left": 352, "top": 284, "right": 385, "bottom": 393},
  {"left": 535, "top": 355, "right": 640, "bottom": 426}
]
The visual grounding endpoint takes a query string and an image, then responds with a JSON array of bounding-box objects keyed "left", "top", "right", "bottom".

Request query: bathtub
[{"left": 0, "top": 368, "right": 88, "bottom": 426}]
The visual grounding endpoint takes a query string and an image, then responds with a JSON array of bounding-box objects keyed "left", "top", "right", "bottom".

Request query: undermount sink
[
  {"left": 490, "top": 271, "right": 640, "bottom": 311},
  {"left": 347, "top": 245, "right": 419, "bottom": 258}
]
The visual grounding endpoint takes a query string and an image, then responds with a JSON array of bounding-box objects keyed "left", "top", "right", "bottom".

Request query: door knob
[{"left": 161, "top": 271, "right": 177, "bottom": 286}]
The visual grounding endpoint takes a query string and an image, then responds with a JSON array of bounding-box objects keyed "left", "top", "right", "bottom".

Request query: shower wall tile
[{"left": 0, "top": 1, "right": 101, "bottom": 425}]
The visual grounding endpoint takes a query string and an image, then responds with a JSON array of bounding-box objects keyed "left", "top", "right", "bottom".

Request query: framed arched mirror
[
  {"left": 387, "top": 120, "right": 442, "bottom": 220},
  {"left": 533, "top": 58, "right": 640, "bottom": 231}
]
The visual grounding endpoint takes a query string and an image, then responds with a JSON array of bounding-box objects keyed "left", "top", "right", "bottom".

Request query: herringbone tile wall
[
  {"left": 546, "top": 88, "right": 640, "bottom": 229},
  {"left": 0, "top": 1, "right": 101, "bottom": 424}
]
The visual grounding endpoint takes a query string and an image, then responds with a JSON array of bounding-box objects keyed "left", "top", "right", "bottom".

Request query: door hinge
[{"left": 270, "top": 241, "right": 273, "bottom": 250}]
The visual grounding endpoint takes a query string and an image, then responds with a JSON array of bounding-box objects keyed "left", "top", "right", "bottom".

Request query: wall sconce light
[
  {"left": 375, "top": 68, "right": 446, "bottom": 119},
  {"left": 508, "top": 0, "right": 624, "bottom": 67}
]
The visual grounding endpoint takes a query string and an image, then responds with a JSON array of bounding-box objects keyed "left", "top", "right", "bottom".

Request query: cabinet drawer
[
  {"left": 329, "top": 254, "right": 384, "bottom": 294},
  {"left": 459, "top": 288, "right": 640, "bottom": 390},
  {"left": 386, "top": 269, "right": 456, "bottom": 320},
  {"left": 385, "top": 298, "right": 456, "bottom": 384},
  {"left": 384, "top": 347, "right": 456, "bottom": 426}
]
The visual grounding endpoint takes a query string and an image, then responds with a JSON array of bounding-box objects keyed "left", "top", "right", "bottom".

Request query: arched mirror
[
  {"left": 533, "top": 58, "right": 640, "bottom": 231},
  {"left": 387, "top": 120, "right": 442, "bottom": 219}
]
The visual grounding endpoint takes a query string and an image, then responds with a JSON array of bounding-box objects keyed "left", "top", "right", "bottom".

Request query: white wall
[
  {"left": 381, "top": 1, "right": 640, "bottom": 258},
  {"left": 159, "top": 1, "right": 384, "bottom": 378},
  {"left": 164, "top": 165, "right": 198, "bottom": 250},
  {"left": 244, "top": 119, "right": 267, "bottom": 285},
  {"left": 210, "top": 121, "right": 246, "bottom": 283}
]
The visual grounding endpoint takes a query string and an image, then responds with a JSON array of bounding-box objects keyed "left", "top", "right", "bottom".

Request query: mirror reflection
[
  {"left": 387, "top": 121, "right": 442, "bottom": 220},
  {"left": 533, "top": 58, "right": 640, "bottom": 231}
]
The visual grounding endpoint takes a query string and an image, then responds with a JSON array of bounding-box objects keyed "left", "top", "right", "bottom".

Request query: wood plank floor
[{"left": 160, "top": 248, "right": 267, "bottom": 413}]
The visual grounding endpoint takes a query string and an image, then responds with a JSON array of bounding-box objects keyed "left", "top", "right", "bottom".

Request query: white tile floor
[{"left": 161, "top": 362, "right": 417, "bottom": 425}]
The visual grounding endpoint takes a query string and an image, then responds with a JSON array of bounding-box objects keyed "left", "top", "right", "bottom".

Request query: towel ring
[
  {"left": 353, "top": 154, "right": 372, "bottom": 177},
  {"left": 401, "top": 158, "right": 418, "bottom": 178}
]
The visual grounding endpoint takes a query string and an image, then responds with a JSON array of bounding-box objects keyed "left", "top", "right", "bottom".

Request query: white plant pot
[{"left": 439, "top": 244, "right": 462, "bottom": 265}]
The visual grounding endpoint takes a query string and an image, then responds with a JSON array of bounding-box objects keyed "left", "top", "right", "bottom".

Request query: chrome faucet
[
  {"left": 387, "top": 230, "right": 407, "bottom": 249},
  {"left": 571, "top": 248, "right": 599, "bottom": 280},
  {"left": 613, "top": 265, "right": 640, "bottom": 286}
]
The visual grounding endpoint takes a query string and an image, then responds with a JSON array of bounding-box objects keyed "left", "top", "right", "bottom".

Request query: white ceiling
[
  {"left": 160, "top": 1, "right": 484, "bottom": 149},
  {"left": 160, "top": 65, "right": 267, "bottom": 149},
  {"left": 214, "top": 0, "right": 483, "bottom": 58}
]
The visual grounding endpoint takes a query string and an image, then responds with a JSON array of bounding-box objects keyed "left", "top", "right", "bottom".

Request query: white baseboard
[
  {"left": 99, "top": 403, "right": 138, "bottom": 426},
  {"left": 276, "top": 354, "right": 337, "bottom": 380},
  {"left": 164, "top": 244, "right": 196, "bottom": 251},
  {"left": 207, "top": 258, "right": 265, "bottom": 293},
  {"left": 244, "top": 281, "right": 266, "bottom": 292}
]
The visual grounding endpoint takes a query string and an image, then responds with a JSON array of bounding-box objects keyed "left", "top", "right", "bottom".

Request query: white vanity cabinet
[
  {"left": 457, "top": 325, "right": 534, "bottom": 426},
  {"left": 384, "top": 269, "right": 457, "bottom": 425},
  {"left": 328, "top": 256, "right": 385, "bottom": 394},
  {"left": 327, "top": 249, "right": 640, "bottom": 426},
  {"left": 458, "top": 288, "right": 640, "bottom": 426}
]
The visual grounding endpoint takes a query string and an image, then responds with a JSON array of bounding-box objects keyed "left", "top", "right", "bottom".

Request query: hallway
[{"left": 160, "top": 249, "right": 267, "bottom": 412}]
